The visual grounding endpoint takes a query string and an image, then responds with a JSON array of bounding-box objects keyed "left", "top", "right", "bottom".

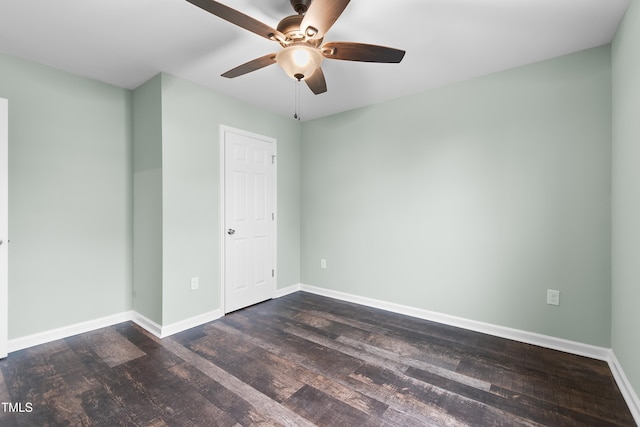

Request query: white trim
[
  {"left": 8, "top": 308, "right": 224, "bottom": 352},
  {"left": 8, "top": 311, "right": 134, "bottom": 353},
  {"left": 289, "top": 283, "right": 639, "bottom": 424},
  {"left": 219, "top": 125, "right": 226, "bottom": 315},
  {"left": 130, "top": 312, "right": 163, "bottom": 338},
  {"left": 608, "top": 351, "right": 640, "bottom": 423},
  {"left": 158, "top": 309, "right": 223, "bottom": 338},
  {"left": 0, "top": 98, "right": 7, "bottom": 359},
  {"left": 275, "top": 283, "right": 301, "bottom": 298}
]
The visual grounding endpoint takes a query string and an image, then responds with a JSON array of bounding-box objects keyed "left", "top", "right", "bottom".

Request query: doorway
[
  {"left": 220, "top": 126, "right": 276, "bottom": 313},
  {"left": 1, "top": 98, "right": 8, "bottom": 358}
]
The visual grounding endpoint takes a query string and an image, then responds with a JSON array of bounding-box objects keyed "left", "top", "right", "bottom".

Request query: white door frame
[
  {"left": 219, "top": 125, "right": 277, "bottom": 314},
  {"left": 1, "top": 98, "right": 8, "bottom": 358}
]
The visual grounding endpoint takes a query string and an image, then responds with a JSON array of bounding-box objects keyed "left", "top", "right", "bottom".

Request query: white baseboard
[
  {"left": 8, "top": 311, "right": 134, "bottom": 353},
  {"left": 157, "top": 309, "right": 223, "bottom": 338},
  {"left": 275, "top": 283, "right": 301, "bottom": 298},
  {"left": 287, "top": 283, "right": 639, "bottom": 424},
  {"left": 130, "top": 312, "right": 163, "bottom": 338},
  {"left": 608, "top": 352, "right": 640, "bottom": 423},
  {"left": 8, "top": 308, "right": 224, "bottom": 352}
]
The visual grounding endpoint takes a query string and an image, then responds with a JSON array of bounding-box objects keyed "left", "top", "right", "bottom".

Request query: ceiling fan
[{"left": 186, "top": 0, "right": 406, "bottom": 94}]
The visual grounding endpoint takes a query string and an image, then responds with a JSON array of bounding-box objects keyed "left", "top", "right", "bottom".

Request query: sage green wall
[
  {"left": 301, "top": 46, "right": 612, "bottom": 346},
  {"left": 0, "top": 53, "right": 133, "bottom": 338},
  {"left": 0, "top": 34, "right": 619, "bottom": 366},
  {"left": 612, "top": 0, "right": 640, "bottom": 401},
  {"left": 159, "top": 74, "right": 301, "bottom": 324},
  {"left": 132, "top": 75, "right": 163, "bottom": 324}
]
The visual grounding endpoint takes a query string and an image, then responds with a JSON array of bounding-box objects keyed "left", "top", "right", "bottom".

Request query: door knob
[{"left": 227, "top": 228, "right": 235, "bottom": 235}]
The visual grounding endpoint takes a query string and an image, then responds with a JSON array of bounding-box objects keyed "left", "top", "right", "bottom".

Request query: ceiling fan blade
[
  {"left": 186, "top": 0, "right": 284, "bottom": 41},
  {"left": 305, "top": 67, "right": 327, "bottom": 94},
  {"left": 221, "top": 53, "right": 277, "bottom": 78},
  {"left": 322, "top": 42, "right": 406, "bottom": 63},
  {"left": 300, "top": 0, "right": 351, "bottom": 40}
]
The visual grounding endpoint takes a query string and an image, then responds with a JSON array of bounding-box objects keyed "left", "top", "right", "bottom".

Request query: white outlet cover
[{"left": 547, "top": 289, "right": 560, "bottom": 306}]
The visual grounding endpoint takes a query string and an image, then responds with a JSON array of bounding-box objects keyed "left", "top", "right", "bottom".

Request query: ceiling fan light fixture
[
  {"left": 187, "top": 0, "right": 404, "bottom": 95},
  {"left": 276, "top": 44, "right": 322, "bottom": 80}
]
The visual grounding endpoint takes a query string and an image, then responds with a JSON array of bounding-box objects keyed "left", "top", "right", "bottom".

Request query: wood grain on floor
[{"left": 0, "top": 292, "right": 635, "bottom": 426}]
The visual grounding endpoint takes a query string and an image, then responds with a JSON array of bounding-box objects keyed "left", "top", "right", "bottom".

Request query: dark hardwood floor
[{"left": 0, "top": 292, "right": 635, "bottom": 426}]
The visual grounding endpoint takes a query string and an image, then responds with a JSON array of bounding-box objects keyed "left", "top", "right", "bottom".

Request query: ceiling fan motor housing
[
  {"left": 277, "top": 15, "right": 305, "bottom": 40},
  {"left": 277, "top": 14, "right": 323, "bottom": 47}
]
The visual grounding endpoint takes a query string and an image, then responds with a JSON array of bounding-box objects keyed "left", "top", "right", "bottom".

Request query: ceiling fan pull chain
[
  {"left": 297, "top": 79, "right": 301, "bottom": 121},
  {"left": 294, "top": 79, "right": 301, "bottom": 121}
]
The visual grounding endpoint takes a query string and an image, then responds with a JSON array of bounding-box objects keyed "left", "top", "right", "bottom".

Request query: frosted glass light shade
[{"left": 276, "top": 44, "right": 323, "bottom": 80}]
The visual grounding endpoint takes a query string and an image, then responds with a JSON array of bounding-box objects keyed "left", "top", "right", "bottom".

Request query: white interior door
[
  {"left": 1, "top": 98, "right": 8, "bottom": 358},
  {"left": 222, "top": 126, "right": 276, "bottom": 313}
]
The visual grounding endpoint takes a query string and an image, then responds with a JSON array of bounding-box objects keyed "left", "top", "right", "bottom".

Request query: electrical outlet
[
  {"left": 190, "top": 276, "right": 199, "bottom": 291},
  {"left": 547, "top": 289, "right": 560, "bottom": 306},
  {"left": 320, "top": 259, "right": 327, "bottom": 269}
]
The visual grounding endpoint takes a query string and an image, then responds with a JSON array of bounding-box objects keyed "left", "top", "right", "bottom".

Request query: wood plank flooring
[{"left": 0, "top": 292, "right": 635, "bottom": 426}]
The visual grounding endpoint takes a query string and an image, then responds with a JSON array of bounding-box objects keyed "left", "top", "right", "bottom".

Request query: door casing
[{"left": 1, "top": 98, "right": 8, "bottom": 358}]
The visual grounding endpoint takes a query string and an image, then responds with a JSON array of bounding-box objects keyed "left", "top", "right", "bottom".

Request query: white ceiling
[{"left": 0, "top": 0, "right": 629, "bottom": 120}]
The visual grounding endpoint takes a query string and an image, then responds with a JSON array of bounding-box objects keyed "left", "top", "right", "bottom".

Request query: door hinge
[
  {"left": 271, "top": 269, "right": 275, "bottom": 277},
  {"left": 272, "top": 212, "right": 275, "bottom": 221},
  {"left": 272, "top": 155, "right": 276, "bottom": 164}
]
